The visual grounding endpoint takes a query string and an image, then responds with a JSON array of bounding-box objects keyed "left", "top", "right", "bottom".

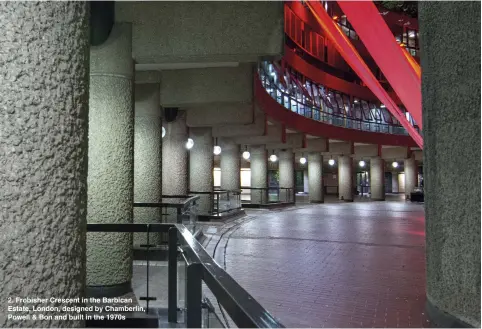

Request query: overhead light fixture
[
  {"left": 162, "top": 126, "right": 166, "bottom": 138},
  {"left": 392, "top": 161, "right": 399, "bottom": 168},
  {"left": 185, "top": 138, "right": 194, "bottom": 150},
  {"left": 332, "top": 15, "right": 339, "bottom": 20},
  {"left": 408, "top": 31, "right": 416, "bottom": 38},
  {"left": 359, "top": 160, "right": 366, "bottom": 167},
  {"left": 380, "top": 104, "right": 386, "bottom": 108},
  {"left": 300, "top": 157, "right": 307, "bottom": 165},
  {"left": 328, "top": 159, "right": 335, "bottom": 166},
  {"left": 269, "top": 153, "right": 278, "bottom": 162},
  {"left": 242, "top": 146, "right": 250, "bottom": 160},
  {"left": 213, "top": 137, "right": 221, "bottom": 155}
]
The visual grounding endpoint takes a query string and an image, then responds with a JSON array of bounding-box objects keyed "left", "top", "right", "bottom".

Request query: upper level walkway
[{"left": 203, "top": 197, "right": 429, "bottom": 328}]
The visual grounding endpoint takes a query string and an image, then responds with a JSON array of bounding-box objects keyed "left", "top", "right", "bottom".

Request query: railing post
[
  {"left": 168, "top": 227, "right": 178, "bottom": 323},
  {"left": 186, "top": 263, "right": 203, "bottom": 328},
  {"left": 177, "top": 207, "right": 182, "bottom": 224}
]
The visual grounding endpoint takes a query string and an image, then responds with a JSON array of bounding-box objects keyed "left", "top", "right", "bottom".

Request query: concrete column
[
  {"left": 87, "top": 23, "right": 134, "bottom": 296},
  {"left": 338, "top": 155, "right": 353, "bottom": 202},
  {"left": 279, "top": 150, "right": 295, "bottom": 203},
  {"left": 404, "top": 157, "right": 417, "bottom": 199},
  {"left": 420, "top": 2, "right": 480, "bottom": 327},
  {"left": 134, "top": 74, "right": 162, "bottom": 246},
  {"left": 250, "top": 145, "right": 268, "bottom": 204},
  {"left": 0, "top": 2, "right": 89, "bottom": 327},
  {"left": 391, "top": 172, "right": 399, "bottom": 193},
  {"left": 189, "top": 127, "right": 213, "bottom": 214},
  {"left": 308, "top": 153, "right": 324, "bottom": 203},
  {"left": 220, "top": 138, "right": 241, "bottom": 191},
  {"left": 370, "top": 157, "right": 385, "bottom": 201},
  {"left": 162, "top": 111, "right": 189, "bottom": 222}
]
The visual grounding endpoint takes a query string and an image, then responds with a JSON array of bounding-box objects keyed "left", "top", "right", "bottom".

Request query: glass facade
[{"left": 260, "top": 61, "right": 417, "bottom": 135}]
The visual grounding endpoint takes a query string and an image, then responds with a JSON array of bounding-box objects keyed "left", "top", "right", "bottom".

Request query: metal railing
[
  {"left": 259, "top": 63, "right": 414, "bottom": 136},
  {"left": 134, "top": 195, "right": 200, "bottom": 225},
  {"left": 188, "top": 190, "right": 242, "bottom": 216},
  {"left": 87, "top": 223, "right": 284, "bottom": 328},
  {"left": 240, "top": 187, "right": 295, "bottom": 205}
]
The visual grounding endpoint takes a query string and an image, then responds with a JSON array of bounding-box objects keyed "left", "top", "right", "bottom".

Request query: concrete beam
[
  {"left": 269, "top": 133, "right": 304, "bottom": 150},
  {"left": 116, "top": 1, "right": 284, "bottom": 64},
  {"left": 381, "top": 146, "right": 409, "bottom": 160},
  {"left": 324, "top": 141, "right": 352, "bottom": 155},
  {"left": 212, "top": 105, "right": 266, "bottom": 137},
  {"left": 186, "top": 102, "right": 253, "bottom": 127},
  {"left": 295, "top": 137, "right": 328, "bottom": 153},
  {"left": 160, "top": 65, "right": 253, "bottom": 107},
  {"left": 233, "top": 123, "right": 283, "bottom": 145},
  {"left": 354, "top": 144, "right": 378, "bottom": 158}
]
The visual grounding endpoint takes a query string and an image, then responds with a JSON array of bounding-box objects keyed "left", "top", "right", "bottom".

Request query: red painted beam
[
  {"left": 337, "top": 1, "right": 422, "bottom": 128},
  {"left": 304, "top": 1, "right": 423, "bottom": 149}
]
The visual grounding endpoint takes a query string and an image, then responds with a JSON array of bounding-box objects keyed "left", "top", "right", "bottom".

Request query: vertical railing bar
[
  {"left": 168, "top": 227, "right": 178, "bottom": 323},
  {"left": 186, "top": 263, "right": 202, "bottom": 328},
  {"left": 146, "top": 224, "right": 150, "bottom": 313}
]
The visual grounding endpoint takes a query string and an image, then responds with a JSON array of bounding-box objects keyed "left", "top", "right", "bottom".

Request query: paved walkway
[{"left": 204, "top": 198, "right": 430, "bottom": 328}]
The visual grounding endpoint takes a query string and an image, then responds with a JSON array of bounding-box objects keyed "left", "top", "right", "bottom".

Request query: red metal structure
[
  {"left": 303, "top": 1, "right": 423, "bottom": 148},
  {"left": 337, "top": 1, "right": 422, "bottom": 128}
]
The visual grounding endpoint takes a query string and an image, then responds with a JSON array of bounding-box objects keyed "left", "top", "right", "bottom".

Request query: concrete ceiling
[{"left": 135, "top": 62, "right": 240, "bottom": 71}]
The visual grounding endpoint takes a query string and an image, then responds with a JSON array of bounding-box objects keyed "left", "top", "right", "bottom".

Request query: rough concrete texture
[
  {"left": 0, "top": 2, "right": 89, "bottom": 327},
  {"left": 297, "top": 137, "right": 328, "bottom": 153},
  {"left": 381, "top": 146, "right": 407, "bottom": 160},
  {"left": 250, "top": 146, "right": 268, "bottom": 204},
  {"left": 186, "top": 102, "right": 253, "bottom": 127},
  {"left": 87, "top": 23, "right": 134, "bottom": 288},
  {"left": 270, "top": 133, "right": 304, "bottom": 150},
  {"left": 162, "top": 111, "right": 189, "bottom": 223},
  {"left": 220, "top": 139, "right": 241, "bottom": 191},
  {"left": 327, "top": 141, "right": 352, "bottom": 155},
  {"left": 161, "top": 65, "right": 253, "bottom": 107},
  {"left": 338, "top": 156, "right": 353, "bottom": 201},
  {"left": 233, "top": 124, "right": 283, "bottom": 145},
  {"left": 115, "top": 1, "right": 284, "bottom": 63},
  {"left": 308, "top": 153, "right": 324, "bottom": 203},
  {"left": 370, "top": 157, "right": 385, "bottom": 201},
  {"left": 213, "top": 106, "right": 266, "bottom": 137},
  {"left": 403, "top": 157, "right": 417, "bottom": 198},
  {"left": 279, "top": 150, "right": 294, "bottom": 202},
  {"left": 354, "top": 144, "right": 378, "bottom": 157},
  {"left": 420, "top": 2, "right": 481, "bottom": 326},
  {"left": 189, "top": 128, "right": 214, "bottom": 214},
  {"left": 134, "top": 82, "right": 162, "bottom": 246}
]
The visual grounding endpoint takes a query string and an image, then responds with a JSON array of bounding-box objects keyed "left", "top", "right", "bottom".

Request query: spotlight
[
  {"left": 328, "top": 159, "right": 335, "bottom": 166},
  {"left": 242, "top": 151, "right": 250, "bottom": 160},
  {"left": 359, "top": 160, "right": 366, "bottom": 167},
  {"left": 269, "top": 154, "right": 278, "bottom": 162},
  {"left": 392, "top": 161, "right": 399, "bottom": 168},
  {"left": 162, "top": 126, "right": 166, "bottom": 138},
  {"left": 300, "top": 157, "right": 307, "bottom": 165},
  {"left": 185, "top": 138, "right": 194, "bottom": 150},
  {"left": 213, "top": 145, "right": 222, "bottom": 155}
]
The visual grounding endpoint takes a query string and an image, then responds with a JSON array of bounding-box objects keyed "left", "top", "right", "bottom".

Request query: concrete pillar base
[
  {"left": 86, "top": 281, "right": 132, "bottom": 298},
  {"left": 370, "top": 198, "right": 385, "bottom": 201}
]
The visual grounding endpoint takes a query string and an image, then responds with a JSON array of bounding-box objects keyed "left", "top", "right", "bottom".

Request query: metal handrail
[
  {"left": 188, "top": 190, "right": 242, "bottom": 216},
  {"left": 258, "top": 63, "right": 417, "bottom": 136},
  {"left": 240, "top": 186, "right": 295, "bottom": 204},
  {"left": 87, "top": 223, "right": 284, "bottom": 328}
]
